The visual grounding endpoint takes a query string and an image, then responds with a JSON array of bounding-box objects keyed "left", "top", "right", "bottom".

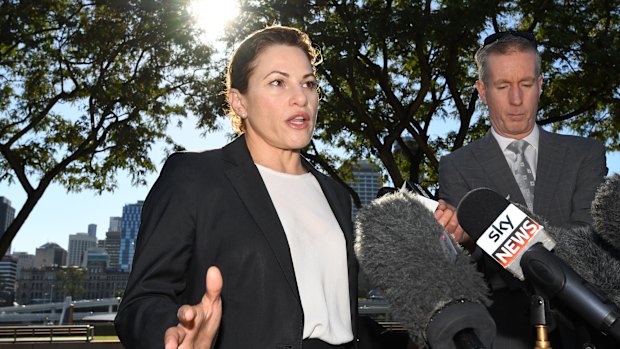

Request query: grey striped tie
[{"left": 507, "top": 140, "right": 535, "bottom": 211}]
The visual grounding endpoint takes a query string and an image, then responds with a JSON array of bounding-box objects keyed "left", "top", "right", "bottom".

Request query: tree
[
  {"left": 0, "top": 0, "right": 215, "bottom": 254},
  {"left": 205, "top": 0, "right": 619, "bottom": 206},
  {"left": 56, "top": 266, "right": 87, "bottom": 300}
]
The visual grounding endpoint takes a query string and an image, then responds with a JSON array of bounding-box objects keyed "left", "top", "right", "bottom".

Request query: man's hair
[{"left": 475, "top": 32, "right": 541, "bottom": 83}]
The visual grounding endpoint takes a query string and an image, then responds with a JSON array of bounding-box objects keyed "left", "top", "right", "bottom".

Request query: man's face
[{"left": 475, "top": 50, "right": 542, "bottom": 139}]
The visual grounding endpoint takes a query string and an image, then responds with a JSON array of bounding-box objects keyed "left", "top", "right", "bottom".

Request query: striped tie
[{"left": 507, "top": 140, "right": 535, "bottom": 211}]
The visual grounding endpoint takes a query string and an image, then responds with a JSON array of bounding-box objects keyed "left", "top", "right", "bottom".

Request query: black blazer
[
  {"left": 115, "top": 135, "right": 359, "bottom": 349},
  {"left": 438, "top": 128, "right": 607, "bottom": 227}
]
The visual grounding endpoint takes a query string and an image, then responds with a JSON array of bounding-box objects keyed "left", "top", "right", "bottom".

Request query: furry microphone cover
[
  {"left": 523, "top": 206, "right": 620, "bottom": 307},
  {"left": 354, "top": 191, "right": 491, "bottom": 347},
  {"left": 592, "top": 173, "right": 620, "bottom": 252}
]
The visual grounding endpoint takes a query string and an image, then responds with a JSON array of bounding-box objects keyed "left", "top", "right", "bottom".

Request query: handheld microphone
[
  {"left": 457, "top": 188, "right": 620, "bottom": 342},
  {"left": 592, "top": 174, "right": 620, "bottom": 252},
  {"left": 355, "top": 191, "right": 495, "bottom": 349}
]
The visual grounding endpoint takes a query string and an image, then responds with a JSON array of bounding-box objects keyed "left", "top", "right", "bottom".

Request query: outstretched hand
[
  {"left": 164, "top": 266, "right": 223, "bottom": 349},
  {"left": 434, "top": 200, "right": 470, "bottom": 246}
]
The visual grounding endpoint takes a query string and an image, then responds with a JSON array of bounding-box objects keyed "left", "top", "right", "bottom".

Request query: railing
[{"left": 0, "top": 325, "right": 94, "bottom": 343}]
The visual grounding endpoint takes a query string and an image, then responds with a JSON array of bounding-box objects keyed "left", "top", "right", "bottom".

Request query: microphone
[
  {"left": 355, "top": 191, "right": 495, "bottom": 349},
  {"left": 456, "top": 188, "right": 620, "bottom": 342},
  {"left": 545, "top": 223, "right": 620, "bottom": 308},
  {"left": 592, "top": 173, "right": 620, "bottom": 252}
]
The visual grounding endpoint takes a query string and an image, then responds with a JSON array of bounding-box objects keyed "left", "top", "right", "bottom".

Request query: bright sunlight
[{"left": 188, "top": 0, "right": 240, "bottom": 44}]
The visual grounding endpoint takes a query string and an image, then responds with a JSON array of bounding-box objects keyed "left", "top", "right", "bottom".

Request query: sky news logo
[{"left": 477, "top": 205, "right": 542, "bottom": 267}]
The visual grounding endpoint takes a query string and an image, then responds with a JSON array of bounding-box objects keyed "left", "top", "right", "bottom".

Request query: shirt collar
[{"left": 491, "top": 125, "right": 540, "bottom": 152}]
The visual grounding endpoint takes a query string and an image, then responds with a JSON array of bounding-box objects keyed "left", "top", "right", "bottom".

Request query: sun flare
[{"left": 188, "top": 0, "right": 240, "bottom": 43}]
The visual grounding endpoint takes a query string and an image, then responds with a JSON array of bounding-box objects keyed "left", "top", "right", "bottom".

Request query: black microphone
[
  {"left": 592, "top": 173, "right": 620, "bottom": 252},
  {"left": 544, "top": 223, "right": 620, "bottom": 308},
  {"left": 355, "top": 191, "right": 495, "bottom": 349},
  {"left": 457, "top": 188, "right": 620, "bottom": 342}
]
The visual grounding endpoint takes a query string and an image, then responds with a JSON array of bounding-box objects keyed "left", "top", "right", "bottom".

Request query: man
[{"left": 436, "top": 31, "right": 608, "bottom": 348}]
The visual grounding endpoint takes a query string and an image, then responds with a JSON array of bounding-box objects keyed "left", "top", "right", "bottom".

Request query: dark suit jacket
[
  {"left": 115, "top": 135, "right": 359, "bottom": 349},
  {"left": 438, "top": 128, "right": 607, "bottom": 348},
  {"left": 438, "top": 128, "right": 607, "bottom": 227}
]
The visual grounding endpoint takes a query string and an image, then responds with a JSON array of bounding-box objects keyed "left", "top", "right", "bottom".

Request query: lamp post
[{"left": 49, "top": 284, "right": 54, "bottom": 303}]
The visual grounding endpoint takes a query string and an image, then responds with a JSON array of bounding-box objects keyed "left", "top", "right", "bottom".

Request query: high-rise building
[
  {"left": 34, "top": 243, "right": 67, "bottom": 268},
  {"left": 0, "top": 197, "right": 15, "bottom": 254},
  {"left": 87, "top": 224, "right": 97, "bottom": 239},
  {"left": 98, "top": 231, "right": 121, "bottom": 271},
  {"left": 119, "top": 201, "right": 143, "bottom": 272},
  {"left": 67, "top": 233, "right": 97, "bottom": 267},
  {"left": 12, "top": 252, "right": 34, "bottom": 279},
  {"left": 108, "top": 217, "right": 122, "bottom": 233},
  {"left": 0, "top": 255, "right": 17, "bottom": 305},
  {"left": 348, "top": 161, "right": 382, "bottom": 218}
]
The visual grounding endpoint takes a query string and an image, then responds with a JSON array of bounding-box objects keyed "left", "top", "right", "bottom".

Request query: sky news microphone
[
  {"left": 456, "top": 188, "right": 620, "bottom": 342},
  {"left": 355, "top": 191, "right": 495, "bottom": 349},
  {"left": 592, "top": 173, "right": 620, "bottom": 252}
]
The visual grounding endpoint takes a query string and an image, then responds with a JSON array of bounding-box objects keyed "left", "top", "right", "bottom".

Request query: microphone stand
[{"left": 531, "top": 294, "right": 552, "bottom": 349}]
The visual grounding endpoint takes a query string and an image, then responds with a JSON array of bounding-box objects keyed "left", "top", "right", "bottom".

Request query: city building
[
  {"left": 67, "top": 233, "right": 97, "bottom": 267},
  {"left": 348, "top": 161, "right": 382, "bottom": 218},
  {"left": 17, "top": 266, "right": 67, "bottom": 304},
  {"left": 87, "top": 224, "right": 97, "bottom": 239},
  {"left": 34, "top": 243, "right": 66, "bottom": 268},
  {"left": 0, "top": 255, "right": 17, "bottom": 305},
  {"left": 108, "top": 216, "right": 122, "bottom": 233},
  {"left": 16, "top": 265, "right": 129, "bottom": 305},
  {"left": 0, "top": 197, "right": 15, "bottom": 254},
  {"left": 119, "top": 201, "right": 143, "bottom": 272},
  {"left": 98, "top": 231, "right": 120, "bottom": 271},
  {"left": 82, "top": 248, "right": 109, "bottom": 269},
  {"left": 12, "top": 252, "right": 34, "bottom": 279}
]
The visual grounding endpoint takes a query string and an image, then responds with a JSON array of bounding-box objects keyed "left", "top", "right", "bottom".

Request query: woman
[{"left": 114, "top": 26, "right": 359, "bottom": 349}]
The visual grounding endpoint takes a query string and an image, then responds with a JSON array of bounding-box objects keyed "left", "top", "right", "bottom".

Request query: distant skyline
[
  {"left": 1, "top": 118, "right": 233, "bottom": 254},
  {"left": 1, "top": 117, "right": 619, "bottom": 255}
]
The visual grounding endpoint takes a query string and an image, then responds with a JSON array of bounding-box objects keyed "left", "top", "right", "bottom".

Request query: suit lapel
[
  {"left": 533, "top": 129, "right": 564, "bottom": 217},
  {"left": 473, "top": 133, "right": 527, "bottom": 206},
  {"left": 222, "top": 136, "right": 300, "bottom": 301}
]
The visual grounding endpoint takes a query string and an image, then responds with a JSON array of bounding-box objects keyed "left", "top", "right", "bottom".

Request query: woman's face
[{"left": 231, "top": 44, "right": 319, "bottom": 155}]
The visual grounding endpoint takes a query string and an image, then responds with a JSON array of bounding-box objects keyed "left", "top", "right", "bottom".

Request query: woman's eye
[
  {"left": 304, "top": 80, "right": 317, "bottom": 89},
  {"left": 270, "top": 80, "right": 282, "bottom": 86}
]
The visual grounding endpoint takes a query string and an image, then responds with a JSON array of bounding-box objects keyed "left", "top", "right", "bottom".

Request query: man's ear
[
  {"left": 475, "top": 80, "right": 487, "bottom": 104},
  {"left": 537, "top": 75, "right": 543, "bottom": 97},
  {"left": 228, "top": 89, "right": 246, "bottom": 118}
]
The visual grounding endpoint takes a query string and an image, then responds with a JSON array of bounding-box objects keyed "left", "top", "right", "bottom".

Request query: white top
[
  {"left": 492, "top": 125, "right": 540, "bottom": 179},
  {"left": 256, "top": 164, "right": 353, "bottom": 344}
]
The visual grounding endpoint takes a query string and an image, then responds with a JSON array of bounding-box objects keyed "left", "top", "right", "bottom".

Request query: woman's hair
[{"left": 226, "top": 26, "right": 319, "bottom": 134}]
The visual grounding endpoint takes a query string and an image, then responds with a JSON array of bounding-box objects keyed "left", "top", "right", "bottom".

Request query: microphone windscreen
[
  {"left": 456, "top": 188, "right": 510, "bottom": 241},
  {"left": 355, "top": 191, "right": 492, "bottom": 347},
  {"left": 544, "top": 222, "right": 620, "bottom": 306},
  {"left": 591, "top": 174, "right": 620, "bottom": 252}
]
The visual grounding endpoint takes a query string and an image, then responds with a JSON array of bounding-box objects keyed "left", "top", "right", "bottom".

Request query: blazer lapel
[
  {"left": 533, "top": 129, "right": 565, "bottom": 217},
  {"left": 473, "top": 132, "right": 526, "bottom": 206},
  {"left": 222, "top": 136, "right": 300, "bottom": 301}
]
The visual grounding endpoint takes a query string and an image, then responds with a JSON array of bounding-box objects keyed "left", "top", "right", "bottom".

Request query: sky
[{"left": 2, "top": 115, "right": 618, "bottom": 255}]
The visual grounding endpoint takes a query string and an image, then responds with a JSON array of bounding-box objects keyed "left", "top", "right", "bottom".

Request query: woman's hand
[{"left": 164, "top": 266, "right": 223, "bottom": 349}]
